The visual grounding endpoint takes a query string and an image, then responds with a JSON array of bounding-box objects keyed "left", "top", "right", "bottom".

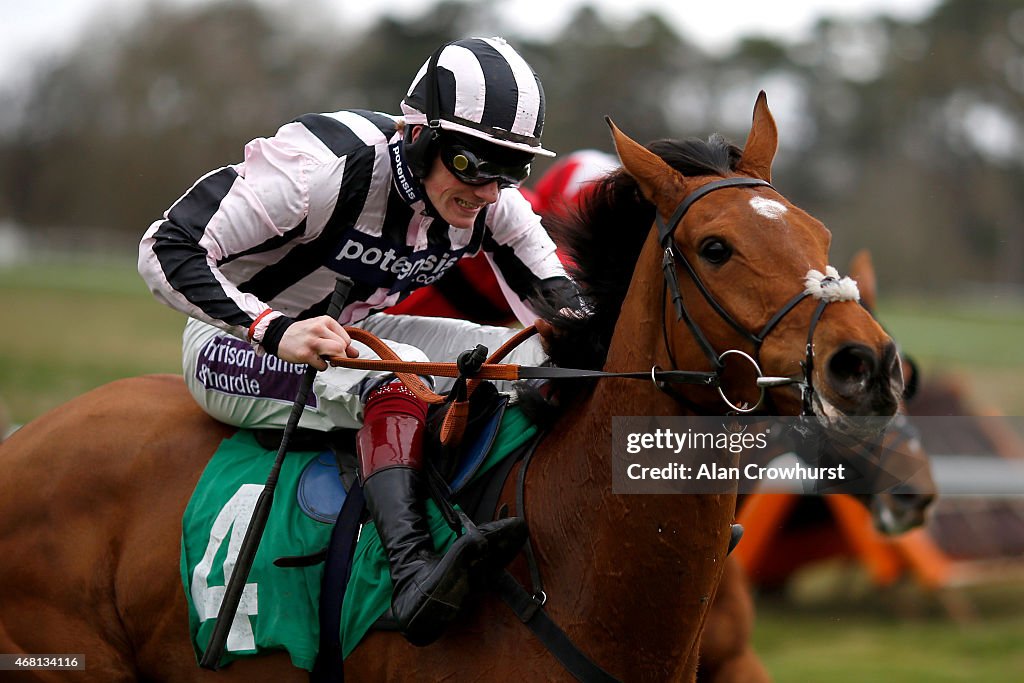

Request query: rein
[
  {"left": 331, "top": 326, "right": 720, "bottom": 446},
  {"left": 337, "top": 327, "right": 718, "bottom": 393}
]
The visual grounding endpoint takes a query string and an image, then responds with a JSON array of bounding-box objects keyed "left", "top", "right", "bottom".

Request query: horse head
[{"left": 603, "top": 92, "right": 903, "bottom": 425}]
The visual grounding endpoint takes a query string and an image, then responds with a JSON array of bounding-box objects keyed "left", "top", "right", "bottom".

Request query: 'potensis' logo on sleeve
[{"left": 329, "top": 231, "right": 464, "bottom": 293}]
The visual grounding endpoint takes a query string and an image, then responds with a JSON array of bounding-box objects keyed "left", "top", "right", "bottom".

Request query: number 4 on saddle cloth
[{"left": 181, "top": 385, "right": 536, "bottom": 672}]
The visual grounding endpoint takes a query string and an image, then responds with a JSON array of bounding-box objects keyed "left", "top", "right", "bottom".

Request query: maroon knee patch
[
  {"left": 358, "top": 382, "right": 429, "bottom": 478},
  {"left": 364, "top": 381, "right": 428, "bottom": 422}
]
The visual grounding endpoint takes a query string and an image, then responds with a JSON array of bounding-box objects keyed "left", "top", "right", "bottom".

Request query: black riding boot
[
  {"left": 358, "top": 382, "right": 527, "bottom": 646},
  {"left": 361, "top": 466, "right": 525, "bottom": 645}
]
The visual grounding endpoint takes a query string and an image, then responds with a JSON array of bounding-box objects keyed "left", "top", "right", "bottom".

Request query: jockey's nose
[{"left": 472, "top": 181, "right": 500, "bottom": 203}]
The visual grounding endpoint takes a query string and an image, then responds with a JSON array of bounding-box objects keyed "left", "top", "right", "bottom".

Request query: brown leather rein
[{"left": 328, "top": 321, "right": 729, "bottom": 446}]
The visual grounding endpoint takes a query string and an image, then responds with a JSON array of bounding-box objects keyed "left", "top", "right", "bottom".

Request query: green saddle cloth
[{"left": 181, "top": 405, "right": 537, "bottom": 670}]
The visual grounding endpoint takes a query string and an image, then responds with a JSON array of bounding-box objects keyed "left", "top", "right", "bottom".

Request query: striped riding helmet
[{"left": 401, "top": 37, "right": 555, "bottom": 178}]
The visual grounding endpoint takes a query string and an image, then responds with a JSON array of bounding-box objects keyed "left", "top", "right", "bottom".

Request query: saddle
[
  {"left": 247, "top": 383, "right": 534, "bottom": 681},
  {"left": 250, "top": 381, "right": 515, "bottom": 528}
]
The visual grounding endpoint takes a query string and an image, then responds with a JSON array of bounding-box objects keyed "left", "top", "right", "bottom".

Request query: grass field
[
  {"left": 0, "top": 259, "right": 184, "bottom": 427},
  {"left": 2, "top": 259, "right": 1023, "bottom": 681},
  {"left": 878, "top": 295, "right": 1024, "bottom": 417},
  {"left": 755, "top": 597, "right": 1024, "bottom": 682}
]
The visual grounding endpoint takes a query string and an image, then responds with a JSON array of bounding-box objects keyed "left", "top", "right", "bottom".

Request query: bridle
[{"left": 653, "top": 176, "right": 836, "bottom": 416}]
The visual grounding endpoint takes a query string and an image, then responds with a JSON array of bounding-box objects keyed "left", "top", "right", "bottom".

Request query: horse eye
[{"left": 699, "top": 238, "right": 732, "bottom": 265}]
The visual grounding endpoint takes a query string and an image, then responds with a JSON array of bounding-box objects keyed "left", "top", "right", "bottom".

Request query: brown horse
[{"left": 0, "top": 93, "right": 902, "bottom": 681}]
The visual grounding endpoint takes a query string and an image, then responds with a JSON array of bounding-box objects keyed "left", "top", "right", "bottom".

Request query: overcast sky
[{"left": 1, "top": 0, "right": 940, "bottom": 89}]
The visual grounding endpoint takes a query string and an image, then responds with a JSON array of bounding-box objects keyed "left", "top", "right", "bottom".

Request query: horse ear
[
  {"left": 606, "top": 116, "right": 686, "bottom": 209},
  {"left": 736, "top": 91, "right": 777, "bottom": 182},
  {"left": 848, "top": 249, "right": 878, "bottom": 311}
]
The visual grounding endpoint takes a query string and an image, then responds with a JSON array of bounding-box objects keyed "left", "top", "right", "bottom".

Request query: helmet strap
[{"left": 405, "top": 42, "right": 450, "bottom": 178}]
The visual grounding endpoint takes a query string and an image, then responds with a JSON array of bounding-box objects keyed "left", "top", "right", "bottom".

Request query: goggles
[{"left": 439, "top": 138, "right": 532, "bottom": 189}]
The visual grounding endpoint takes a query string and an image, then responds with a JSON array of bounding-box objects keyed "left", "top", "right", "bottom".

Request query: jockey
[{"left": 138, "top": 37, "right": 578, "bottom": 647}]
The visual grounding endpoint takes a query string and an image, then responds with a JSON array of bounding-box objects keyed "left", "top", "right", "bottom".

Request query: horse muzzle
[{"left": 811, "top": 340, "right": 903, "bottom": 423}]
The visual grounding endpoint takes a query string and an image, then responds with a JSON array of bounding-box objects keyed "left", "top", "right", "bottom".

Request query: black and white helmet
[{"left": 401, "top": 36, "right": 555, "bottom": 175}]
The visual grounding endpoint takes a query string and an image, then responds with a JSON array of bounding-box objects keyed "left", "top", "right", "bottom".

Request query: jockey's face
[{"left": 421, "top": 147, "right": 500, "bottom": 230}]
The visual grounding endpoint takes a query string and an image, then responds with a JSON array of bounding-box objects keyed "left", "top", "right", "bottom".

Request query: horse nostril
[
  {"left": 825, "top": 342, "right": 902, "bottom": 415},
  {"left": 883, "top": 342, "right": 903, "bottom": 387},
  {"left": 828, "top": 344, "right": 876, "bottom": 394}
]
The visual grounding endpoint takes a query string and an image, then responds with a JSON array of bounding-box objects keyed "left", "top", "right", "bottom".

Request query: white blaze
[{"left": 749, "top": 196, "right": 788, "bottom": 220}]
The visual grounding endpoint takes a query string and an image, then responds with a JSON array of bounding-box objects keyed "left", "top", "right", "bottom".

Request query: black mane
[{"left": 539, "top": 134, "right": 742, "bottom": 372}]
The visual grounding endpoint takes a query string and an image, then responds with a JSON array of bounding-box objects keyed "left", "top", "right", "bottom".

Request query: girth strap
[
  {"left": 492, "top": 432, "right": 622, "bottom": 682},
  {"left": 494, "top": 572, "right": 622, "bottom": 683}
]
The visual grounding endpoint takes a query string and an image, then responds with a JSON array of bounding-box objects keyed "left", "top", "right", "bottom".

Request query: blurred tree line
[{"left": 0, "top": 0, "right": 1021, "bottom": 292}]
